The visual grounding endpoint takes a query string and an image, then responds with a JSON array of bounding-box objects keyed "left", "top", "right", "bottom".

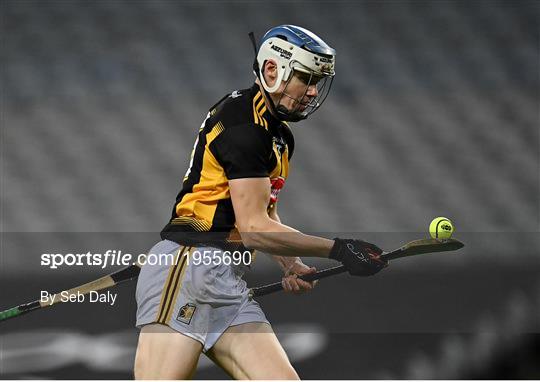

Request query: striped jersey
[{"left": 161, "top": 84, "right": 294, "bottom": 247}]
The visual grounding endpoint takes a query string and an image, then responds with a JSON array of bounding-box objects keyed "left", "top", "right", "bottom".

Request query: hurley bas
[{"left": 41, "top": 290, "right": 117, "bottom": 306}]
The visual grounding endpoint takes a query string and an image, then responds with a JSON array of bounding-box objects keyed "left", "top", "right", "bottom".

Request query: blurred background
[{"left": 1, "top": 0, "right": 539, "bottom": 379}]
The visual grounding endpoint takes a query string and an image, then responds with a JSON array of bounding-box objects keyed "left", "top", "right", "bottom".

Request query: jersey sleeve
[{"left": 210, "top": 124, "right": 272, "bottom": 179}]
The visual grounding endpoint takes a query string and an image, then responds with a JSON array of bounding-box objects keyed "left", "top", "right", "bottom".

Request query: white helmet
[{"left": 254, "top": 25, "right": 336, "bottom": 121}]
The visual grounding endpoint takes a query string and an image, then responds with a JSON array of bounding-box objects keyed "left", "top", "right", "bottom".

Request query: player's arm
[
  {"left": 230, "top": 178, "right": 387, "bottom": 275},
  {"left": 230, "top": 177, "right": 333, "bottom": 258},
  {"left": 267, "top": 203, "right": 294, "bottom": 268},
  {"left": 267, "top": 203, "right": 317, "bottom": 293},
  {"left": 267, "top": 201, "right": 280, "bottom": 221},
  {"left": 267, "top": 203, "right": 304, "bottom": 268},
  {"left": 213, "top": 126, "right": 386, "bottom": 276}
]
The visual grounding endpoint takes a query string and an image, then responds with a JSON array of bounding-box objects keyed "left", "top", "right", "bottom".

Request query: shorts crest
[{"left": 176, "top": 303, "right": 197, "bottom": 325}]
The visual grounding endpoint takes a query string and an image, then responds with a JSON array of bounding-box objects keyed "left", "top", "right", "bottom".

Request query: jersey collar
[{"left": 250, "top": 83, "right": 282, "bottom": 129}]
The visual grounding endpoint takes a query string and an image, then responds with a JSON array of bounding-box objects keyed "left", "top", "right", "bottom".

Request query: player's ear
[{"left": 263, "top": 60, "right": 278, "bottom": 87}]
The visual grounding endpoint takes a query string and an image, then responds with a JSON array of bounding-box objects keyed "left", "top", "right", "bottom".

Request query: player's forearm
[
  {"left": 272, "top": 253, "right": 301, "bottom": 272},
  {"left": 267, "top": 208, "right": 303, "bottom": 268},
  {"left": 239, "top": 217, "right": 333, "bottom": 258}
]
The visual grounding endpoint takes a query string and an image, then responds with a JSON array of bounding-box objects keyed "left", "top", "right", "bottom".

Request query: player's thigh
[
  {"left": 134, "top": 323, "right": 203, "bottom": 380},
  {"left": 206, "top": 322, "right": 299, "bottom": 380}
]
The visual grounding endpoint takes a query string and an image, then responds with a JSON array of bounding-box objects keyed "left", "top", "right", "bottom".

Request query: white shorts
[{"left": 135, "top": 239, "right": 269, "bottom": 352}]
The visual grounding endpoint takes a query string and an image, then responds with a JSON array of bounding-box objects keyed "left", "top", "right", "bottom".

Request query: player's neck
[{"left": 254, "top": 81, "right": 282, "bottom": 123}]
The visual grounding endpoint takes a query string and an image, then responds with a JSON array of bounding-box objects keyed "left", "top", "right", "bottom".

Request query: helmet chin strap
[
  {"left": 276, "top": 105, "right": 305, "bottom": 122},
  {"left": 248, "top": 32, "right": 307, "bottom": 123}
]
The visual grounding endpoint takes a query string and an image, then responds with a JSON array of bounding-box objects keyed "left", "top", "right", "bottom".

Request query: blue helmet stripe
[{"left": 261, "top": 25, "right": 336, "bottom": 57}]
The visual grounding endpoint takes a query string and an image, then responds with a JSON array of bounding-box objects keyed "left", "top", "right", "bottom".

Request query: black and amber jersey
[{"left": 161, "top": 84, "right": 294, "bottom": 247}]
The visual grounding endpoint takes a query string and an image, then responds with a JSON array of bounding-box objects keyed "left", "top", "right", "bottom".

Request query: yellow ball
[{"left": 429, "top": 217, "right": 454, "bottom": 239}]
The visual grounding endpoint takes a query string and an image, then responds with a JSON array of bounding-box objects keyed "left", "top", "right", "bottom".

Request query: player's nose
[{"left": 306, "top": 84, "right": 318, "bottom": 97}]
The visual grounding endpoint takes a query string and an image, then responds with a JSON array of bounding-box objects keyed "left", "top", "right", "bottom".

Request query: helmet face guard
[
  {"left": 274, "top": 63, "right": 334, "bottom": 122},
  {"left": 254, "top": 25, "right": 336, "bottom": 122}
]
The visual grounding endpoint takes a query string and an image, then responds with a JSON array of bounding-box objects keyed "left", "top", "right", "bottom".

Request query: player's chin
[{"left": 296, "top": 102, "right": 309, "bottom": 112}]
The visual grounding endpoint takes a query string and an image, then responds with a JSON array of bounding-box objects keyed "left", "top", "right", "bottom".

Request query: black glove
[{"left": 329, "top": 238, "right": 387, "bottom": 276}]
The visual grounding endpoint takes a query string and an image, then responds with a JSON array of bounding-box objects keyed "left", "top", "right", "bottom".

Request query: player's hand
[
  {"left": 281, "top": 259, "right": 317, "bottom": 294},
  {"left": 329, "top": 238, "right": 388, "bottom": 276}
]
